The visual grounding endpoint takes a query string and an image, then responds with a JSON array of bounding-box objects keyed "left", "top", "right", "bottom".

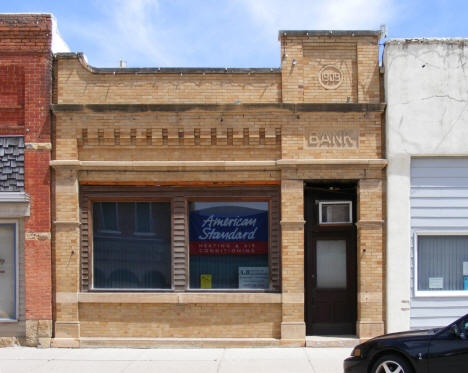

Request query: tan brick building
[{"left": 51, "top": 30, "right": 386, "bottom": 347}]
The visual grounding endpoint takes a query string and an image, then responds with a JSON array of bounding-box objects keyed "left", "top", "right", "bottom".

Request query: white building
[{"left": 385, "top": 39, "right": 468, "bottom": 332}]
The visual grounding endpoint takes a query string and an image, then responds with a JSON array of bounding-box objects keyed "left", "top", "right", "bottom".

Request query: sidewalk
[{"left": 0, "top": 347, "right": 351, "bottom": 373}]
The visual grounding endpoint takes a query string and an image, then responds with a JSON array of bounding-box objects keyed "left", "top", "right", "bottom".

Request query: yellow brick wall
[
  {"left": 54, "top": 111, "right": 282, "bottom": 162},
  {"left": 79, "top": 303, "right": 281, "bottom": 338},
  {"left": 53, "top": 110, "right": 381, "bottom": 163},
  {"left": 56, "top": 58, "right": 281, "bottom": 105},
  {"left": 357, "top": 177, "right": 385, "bottom": 334},
  {"left": 280, "top": 35, "right": 381, "bottom": 104}
]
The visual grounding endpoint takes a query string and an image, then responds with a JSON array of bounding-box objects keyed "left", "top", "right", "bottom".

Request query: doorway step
[{"left": 305, "top": 335, "right": 359, "bottom": 348}]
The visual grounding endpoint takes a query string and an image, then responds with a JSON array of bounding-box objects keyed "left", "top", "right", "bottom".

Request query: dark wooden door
[
  {"left": 305, "top": 231, "right": 357, "bottom": 335},
  {"left": 304, "top": 184, "right": 357, "bottom": 335}
]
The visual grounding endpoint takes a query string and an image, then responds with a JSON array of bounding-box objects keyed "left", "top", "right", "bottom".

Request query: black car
[{"left": 344, "top": 313, "right": 468, "bottom": 373}]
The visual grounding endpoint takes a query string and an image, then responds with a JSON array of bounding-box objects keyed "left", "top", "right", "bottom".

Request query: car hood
[{"left": 369, "top": 328, "right": 439, "bottom": 342}]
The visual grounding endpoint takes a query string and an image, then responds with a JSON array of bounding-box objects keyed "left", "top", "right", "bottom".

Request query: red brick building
[{"left": 0, "top": 14, "right": 67, "bottom": 347}]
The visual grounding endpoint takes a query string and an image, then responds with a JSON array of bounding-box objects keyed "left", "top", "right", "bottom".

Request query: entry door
[
  {"left": 305, "top": 233, "right": 356, "bottom": 335},
  {"left": 0, "top": 224, "right": 16, "bottom": 320}
]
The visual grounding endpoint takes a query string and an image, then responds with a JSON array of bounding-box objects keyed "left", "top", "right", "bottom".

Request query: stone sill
[
  {"left": 78, "top": 292, "right": 282, "bottom": 304},
  {"left": 0, "top": 105, "right": 22, "bottom": 110},
  {"left": 50, "top": 159, "right": 387, "bottom": 171},
  {"left": 277, "top": 159, "right": 388, "bottom": 168}
]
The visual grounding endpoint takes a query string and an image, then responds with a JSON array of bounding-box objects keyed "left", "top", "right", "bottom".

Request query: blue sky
[{"left": 2, "top": 0, "right": 467, "bottom": 68}]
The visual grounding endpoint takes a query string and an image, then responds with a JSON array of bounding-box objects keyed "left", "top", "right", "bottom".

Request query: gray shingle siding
[{"left": 0, "top": 136, "right": 25, "bottom": 192}]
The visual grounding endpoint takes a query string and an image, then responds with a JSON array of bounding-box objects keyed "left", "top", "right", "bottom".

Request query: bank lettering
[{"left": 306, "top": 129, "right": 358, "bottom": 149}]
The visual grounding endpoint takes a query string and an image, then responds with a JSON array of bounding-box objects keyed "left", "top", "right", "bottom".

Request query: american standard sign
[
  {"left": 189, "top": 209, "right": 268, "bottom": 255},
  {"left": 305, "top": 127, "right": 359, "bottom": 149}
]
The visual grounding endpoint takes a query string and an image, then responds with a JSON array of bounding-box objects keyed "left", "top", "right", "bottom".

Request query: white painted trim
[
  {"left": 413, "top": 230, "right": 468, "bottom": 297},
  {"left": 0, "top": 193, "right": 30, "bottom": 203}
]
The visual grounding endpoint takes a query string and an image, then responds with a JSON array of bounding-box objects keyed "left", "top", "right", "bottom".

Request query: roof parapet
[
  {"left": 54, "top": 53, "right": 280, "bottom": 74},
  {"left": 278, "top": 30, "right": 381, "bottom": 39}
]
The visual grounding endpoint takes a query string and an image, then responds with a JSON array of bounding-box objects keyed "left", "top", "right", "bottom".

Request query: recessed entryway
[{"left": 304, "top": 183, "right": 357, "bottom": 335}]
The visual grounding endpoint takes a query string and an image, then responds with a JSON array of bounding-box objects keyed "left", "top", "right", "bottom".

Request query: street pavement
[{"left": 0, "top": 347, "right": 351, "bottom": 373}]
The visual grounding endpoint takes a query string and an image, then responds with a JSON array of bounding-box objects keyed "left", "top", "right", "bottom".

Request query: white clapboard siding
[
  {"left": 412, "top": 199, "right": 468, "bottom": 208},
  {"left": 411, "top": 188, "right": 468, "bottom": 198},
  {"left": 410, "top": 157, "right": 468, "bottom": 330}
]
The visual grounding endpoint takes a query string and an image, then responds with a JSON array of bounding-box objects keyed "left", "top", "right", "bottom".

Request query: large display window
[{"left": 82, "top": 186, "right": 280, "bottom": 293}]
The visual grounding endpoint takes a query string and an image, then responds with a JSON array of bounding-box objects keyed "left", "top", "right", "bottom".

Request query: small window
[
  {"left": 319, "top": 201, "right": 352, "bottom": 224},
  {"left": 416, "top": 234, "right": 468, "bottom": 293},
  {"left": 188, "top": 201, "right": 269, "bottom": 290},
  {"left": 92, "top": 201, "right": 171, "bottom": 289}
]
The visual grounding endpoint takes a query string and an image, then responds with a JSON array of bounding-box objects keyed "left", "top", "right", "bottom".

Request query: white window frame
[
  {"left": 0, "top": 220, "right": 19, "bottom": 322},
  {"left": 414, "top": 231, "right": 468, "bottom": 297},
  {"left": 318, "top": 201, "right": 353, "bottom": 225}
]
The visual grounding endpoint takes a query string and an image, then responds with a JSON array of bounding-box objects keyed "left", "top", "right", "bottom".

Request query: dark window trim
[{"left": 79, "top": 185, "right": 281, "bottom": 293}]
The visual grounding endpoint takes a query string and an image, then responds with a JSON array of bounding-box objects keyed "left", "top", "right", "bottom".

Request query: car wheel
[{"left": 371, "top": 354, "right": 413, "bottom": 373}]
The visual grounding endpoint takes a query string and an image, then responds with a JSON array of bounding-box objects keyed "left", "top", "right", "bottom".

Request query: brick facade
[
  {"left": 51, "top": 30, "right": 386, "bottom": 347},
  {"left": 0, "top": 14, "right": 53, "bottom": 346}
]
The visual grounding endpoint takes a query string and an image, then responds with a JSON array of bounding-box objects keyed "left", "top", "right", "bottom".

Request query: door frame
[
  {"left": 305, "top": 230, "right": 357, "bottom": 335},
  {"left": 304, "top": 183, "right": 357, "bottom": 336},
  {"left": 0, "top": 220, "right": 18, "bottom": 322}
]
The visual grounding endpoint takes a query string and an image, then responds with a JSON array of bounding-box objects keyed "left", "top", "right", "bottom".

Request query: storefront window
[
  {"left": 417, "top": 235, "right": 468, "bottom": 292},
  {"left": 93, "top": 202, "right": 171, "bottom": 289},
  {"left": 189, "top": 201, "right": 269, "bottom": 289}
]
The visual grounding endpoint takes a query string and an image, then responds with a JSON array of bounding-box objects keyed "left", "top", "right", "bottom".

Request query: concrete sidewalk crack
[
  {"left": 216, "top": 348, "right": 226, "bottom": 373},
  {"left": 303, "top": 349, "right": 317, "bottom": 373}
]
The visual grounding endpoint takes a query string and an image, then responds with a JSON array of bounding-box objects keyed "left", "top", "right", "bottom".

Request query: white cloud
[
  {"left": 63, "top": 0, "right": 399, "bottom": 67},
  {"left": 65, "top": 0, "right": 179, "bottom": 67},
  {"left": 93, "top": 0, "right": 176, "bottom": 66}
]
